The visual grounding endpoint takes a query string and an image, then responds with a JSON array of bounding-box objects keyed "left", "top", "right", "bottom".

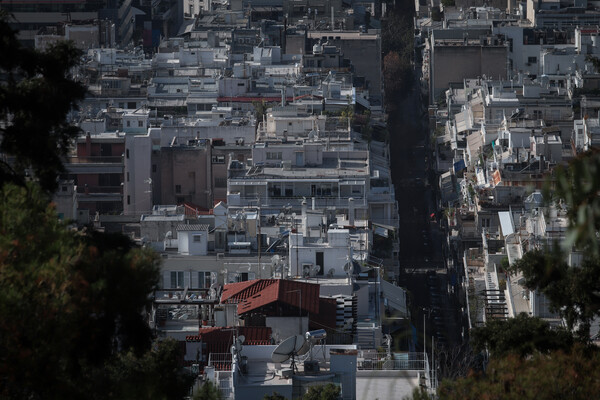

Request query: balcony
[
  {"left": 77, "top": 186, "right": 123, "bottom": 195},
  {"left": 227, "top": 195, "right": 367, "bottom": 209},
  {"left": 357, "top": 351, "right": 429, "bottom": 371},
  {"left": 67, "top": 156, "right": 123, "bottom": 164}
]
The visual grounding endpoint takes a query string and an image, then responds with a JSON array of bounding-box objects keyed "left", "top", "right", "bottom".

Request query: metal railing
[
  {"left": 66, "top": 156, "right": 123, "bottom": 164},
  {"left": 228, "top": 195, "right": 367, "bottom": 208},
  {"left": 208, "top": 353, "right": 232, "bottom": 371},
  {"left": 357, "top": 351, "right": 429, "bottom": 371}
]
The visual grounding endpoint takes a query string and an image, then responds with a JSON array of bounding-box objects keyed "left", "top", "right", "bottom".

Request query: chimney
[{"left": 348, "top": 197, "right": 355, "bottom": 226}]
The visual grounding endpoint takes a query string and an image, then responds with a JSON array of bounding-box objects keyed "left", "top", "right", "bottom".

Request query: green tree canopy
[
  {"left": 263, "top": 392, "right": 287, "bottom": 400},
  {"left": 438, "top": 344, "right": 600, "bottom": 400},
  {"left": 0, "top": 183, "right": 194, "bottom": 399},
  {"left": 470, "top": 313, "right": 574, "bottom": 358},
  {"left": 0, "top": 14, "right": 86, "bottom": 193},
  {"left": 194, "top": 380, "right": 223, "bottom": 400},
  {"left": 303, "top": 383, "right": 341, "bottom": 400}
]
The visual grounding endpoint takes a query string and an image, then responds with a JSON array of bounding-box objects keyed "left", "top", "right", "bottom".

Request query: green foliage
[
  {"left": 194, "top": 380, "right": 223, "bottom": 400},
  {"left": 0, "top": 183, "right": 193, "bottom": 399},
  {"left": 303, "top": 383, "right": 341, "bottom": 400},
  {"left": 585, "top": 55, "right": 600, "bottom": 73},
  {"left": 0, "top": 15, "right": 86, "bottom": 193},
  {"left": 471, "top": 313, "right": 574, "bottom": 358},
  {"left": 509, "top": 249, "right": 600, "bottom": 336},
  {"left": 263, "top": 392, "right": 287, "bottom": 400},
  {"left": 441, "top": 0, "right": 455, "bottom": 6},
  {"left": 107, "top": 339, "right": 196, "bottom": 399},
  {"left": 437, "top": 344, "right": 600, "bottom": 400},
  {"left": 405, "top": 388, "right": 433, "bottom": 400},
  {"left": 545, "top": 151, "right": 600, "bottom": 256}
]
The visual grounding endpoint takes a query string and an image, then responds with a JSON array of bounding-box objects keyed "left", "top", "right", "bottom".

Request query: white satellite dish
[{"left": 271, "top": 334, "right": 309, "bottom": 371}]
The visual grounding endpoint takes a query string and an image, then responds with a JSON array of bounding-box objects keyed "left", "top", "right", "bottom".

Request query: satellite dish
[
  {"left": 327, "top": 268, "right": 335, "bottom": 277},
  {"left": 303, "top": 265, "right": 311, "bottom": 277},
  {"left": 311, "top": 265, "right": 320, "bottom": 276},
  {"left": 271, "top": 334, "right": 307, "bottom": 364}
]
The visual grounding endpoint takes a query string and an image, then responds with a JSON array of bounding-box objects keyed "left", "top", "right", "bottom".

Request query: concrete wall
[
  {"left": 266, "top": 316, "right": 309, "bottom": 340},
  {"left": 289, "top": 232, "right": 350, "bottom": 277},
  {"left": 124, "top": 133, "right": 152, "bottom": 214},
  {"left": 432, "top": 45, "right": 507, "bottom": 99},
  {"left": 160, "top": 146, "right": 211, "bottom": 208}
]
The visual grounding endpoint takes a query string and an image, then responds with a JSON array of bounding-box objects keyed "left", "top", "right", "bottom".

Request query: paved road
[{"left": 387, "top": 66, "right": 466, "bottom": 359}]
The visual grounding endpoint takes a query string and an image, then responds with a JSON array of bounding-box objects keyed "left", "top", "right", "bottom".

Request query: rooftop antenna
[{"left": 271, "top": 334, "right": 309, "bottom": 373}]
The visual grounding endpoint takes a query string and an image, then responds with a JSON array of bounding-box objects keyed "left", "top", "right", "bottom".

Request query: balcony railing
[
  {"left": 66, "top": 156, "right": 123, "bottom": 164},
  {"left": 228, "top": 195, "right": 367, "bottom": 208},
  {"left": 357, "top": 351, "right": 428, "bottom": 371},
  {"left": 77, "top": 186, "right": 123, "bottom": 194},
  {"left": 208, "top": 353, "right": 232, "bottom": 371}
]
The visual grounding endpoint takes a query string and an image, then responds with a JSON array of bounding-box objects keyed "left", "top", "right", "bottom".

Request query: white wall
[
  {"left": 266, "top": 316, "right": 309, "bottom": 340},
  {"left": 178, "top": 230, "right": 208, "bottom": 255},
  {"left": 289, "top": 230, "right": 351, "bottom": 277}
]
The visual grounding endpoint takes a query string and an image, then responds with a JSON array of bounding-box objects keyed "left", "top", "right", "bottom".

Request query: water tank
[{"left": 313, "top": 43, "right": 323, "bottom": 54}]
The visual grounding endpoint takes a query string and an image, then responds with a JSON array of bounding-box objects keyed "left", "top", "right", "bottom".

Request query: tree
[
  {"left": 263, "top": 392, "right": 287, "bottom": 400},
  {"left": 437, "top": 344, "right": 600, "bottom": 400},
  {"left": 303, "top": 383, "right": 341, "bottom": 400},
  {"left": 194, "top": 380, "right": 223, "bottom": 400},
  {"left": 470, "top": 313, "right": 574, "bottom": 358},
  {"left": 0, "top": 183, "right": 194, "bottom": 399},
  {"left": 547, "top": 151, "right": 600, "bottom": 256},
  {"left": 0, "top": 14, "right": 86, "bottom": 193},
  {"left": 508, "top": 249, "right": 600, "bottom": 336},
  {"left": 498, "top": 151, "right": 600, "bottom": 338}
]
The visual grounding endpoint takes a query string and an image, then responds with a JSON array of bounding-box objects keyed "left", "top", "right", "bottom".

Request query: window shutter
[
  {"left": 163, "top": 271, "right": 171, "bottom": 289},
  {"left": 191, "top": 271, "right": 199, "bottom": 288},
  {"left": 184, "top": 271, "right": 191, "bottom": 289}
]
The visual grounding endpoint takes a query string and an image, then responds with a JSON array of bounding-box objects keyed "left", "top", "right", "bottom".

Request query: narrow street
[{"left": 387, "top": 50, "right": 465, "bottom": 361}]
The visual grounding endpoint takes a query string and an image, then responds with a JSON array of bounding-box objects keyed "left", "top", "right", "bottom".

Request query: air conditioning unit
[{"left": 304, "top": 360, "right": 320, "bottom": 374}]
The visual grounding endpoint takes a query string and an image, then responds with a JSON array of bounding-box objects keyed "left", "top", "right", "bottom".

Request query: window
[
  {"left": 237, "top": 272, "right": 255, "bottom": 282},
  {"left": 215, "top": 177, "right": 227, "bottom": 188},
  {"left": 175, "top": 185, "right": 182, "bottom": 194},
  {"left": 127, "top": 195, "right": 130, "bottom": 205},
  {"left": 212, "top": 155, "right": 225, "bottom": 164},
  {"left": 138, "top": 120, "right": 144, "bottom": 127},
  {"left": 237, "top": 82, "right": 245, "bottom": 86},
  {"left": 152, "top": 164, "right": 157, "bottom": 173},
  {"left": 62, "top": 186, "right": 67, "bottom": 192},
  {"left": 170, "top": 271, "right": 184, "bottom": 288},
  {"left": 527, "top": 56, "right": 537, "bottom": 64},
  {"left": 127, "top": 102, "right": 136, "bottom": 109},
  {"left": 176, "top": 196, "right": 185, "bottom": 204},
  {"left": 198, "top": 271, "right": 212, "bottom": 288},
  {"left": 126, "top": 149, "right": 130, "bottom": 159},
  {"left": 126, "top": 120, "right": 131, "bottom": 127},
  {"left": 266, "top": 152, "right": 282, "bottom": 160},
  {"left": 126, "top": 172, "right": 130, "bottom": 182},
  {"left": 193, "top": 234, "right": 202, "bottom": 242}
]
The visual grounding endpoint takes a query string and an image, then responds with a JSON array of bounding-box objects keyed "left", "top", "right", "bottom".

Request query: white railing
[{"left": 357, "top": 352, "right": 429, "bottom": 371}]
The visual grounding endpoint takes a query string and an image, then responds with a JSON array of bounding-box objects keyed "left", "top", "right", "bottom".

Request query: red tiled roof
[
  {"left": 186, "top": 326, "right": 272, "bottom": 352},
  {"left": 221, "top": 279, "right": 320, "bottom": 315}
]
